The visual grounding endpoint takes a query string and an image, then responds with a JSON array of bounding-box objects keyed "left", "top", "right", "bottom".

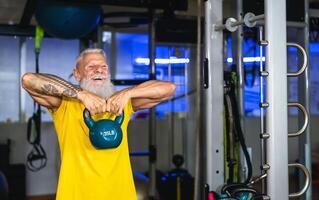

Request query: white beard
[{"left": 80, "top": 77, "right": 114, "bottom": 98}]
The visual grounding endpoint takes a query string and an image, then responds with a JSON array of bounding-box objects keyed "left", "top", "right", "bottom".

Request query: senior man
[{"left": 22, "top": 48, "right": 176, "bottom": 200}]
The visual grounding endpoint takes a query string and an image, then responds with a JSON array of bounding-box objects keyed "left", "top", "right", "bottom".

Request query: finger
[
  {"left": 117, "top": 105, "right": 124, "bottom": 116},
  {"left": 92, "top": 106, "right": 98, "bottom": 115},
  {"left": 100, "top": 99, "right": 106, "bottom": 111},
  {"left": 111, "top": 101, "right": 117, "bottom": 109},
  {"left": 102, "top": 99, "right": 108, "bottom": 113},
  {"left": 111, "top": 103, "right": 117, "bottom": 114},
  {"left": 106, "top": 99, "right": 111, "bottom": 112},
  {"left": 88, "top": 108, "right": 96, "bottom": 116},
  {"left": 86, "top": 104, "right": 95, "bottom": 115},
  {"left": 108, "top": 100, "right": 117, "bottom": 113}
]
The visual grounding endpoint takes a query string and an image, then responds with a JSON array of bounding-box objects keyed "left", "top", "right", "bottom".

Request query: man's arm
[
  {"left": 21, "top": 72, "right": 107, "bottom": 114},
  {"left": 106, "top": 80, "right": 176, "bottom": 115}
]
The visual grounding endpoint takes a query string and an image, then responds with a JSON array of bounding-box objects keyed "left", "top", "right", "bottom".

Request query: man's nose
[{"left": 93, "top": 65, "right": 104, "bottom": 73}]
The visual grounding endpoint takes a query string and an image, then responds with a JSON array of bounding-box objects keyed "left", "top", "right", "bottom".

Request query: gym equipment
[
  {"left": 133, "top": 173, "right": 149, "bottom": 200},
  {"left": 214, "top": 12, "right": 264, "bottom": 32},
  {"left": 35, "top": 0, "right": 102, "bottom": 39},
  {"left": 224, "top": 71, "right": 244, "bottom": 184},
  {"left": 204, "top": 0, "right": 312, "bottom": 196},
  {"left": 26, "top": 26, "right": 47, "bottom": 172},
  {"left": 0, "top": 171, "right": 8, "bottom": 200},
  {"left": 83, "top": 109, "right": 123, "bottom": 149},
  {"left": 158, "top": 155, "right": 194, "bottom": 200}
]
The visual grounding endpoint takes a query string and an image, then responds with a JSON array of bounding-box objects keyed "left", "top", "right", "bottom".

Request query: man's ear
[{"left": 73, "top": 68, "right": 81, "bottom": 81}]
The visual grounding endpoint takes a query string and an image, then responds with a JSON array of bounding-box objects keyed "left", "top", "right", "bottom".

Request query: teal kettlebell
[{"left": 83, "top": 108, "right": 124, "bottom": 149}]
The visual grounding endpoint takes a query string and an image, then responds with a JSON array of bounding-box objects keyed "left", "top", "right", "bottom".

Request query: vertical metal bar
[
  {"left": 233, "top": 0, "right": 246, "bottom": 183},
  {"left": 148, "top": 8, "right": 157, "bottom": 199},
  {"left": 194, "top": 0, "right": 203, "bottom": 198},
  {"left": 183, "top": 48, "right": 189, "bottom": 159},
  {"left": 204, "top": 0, "right": 224, "bottom": 190},
  {"left": 110, "top": 31, "right": 117, "bottom": 79},
  {"left": 299, "top": 0, "right": 312, "bottom": 199},
  {"left": 94, "top": 26, "right": 103, "bottom": 48},
  {"left": 265, "top": 0, "right": 289, "bottom": 199},
  {"left": 168, "top": 47, "right": 174, "bottom": 169},
  {"left": 235, "top": 0, "right": 244, "bottom": 132},
  {"left": 258, "top": 26, "right": 267, "bottom": 194},
  {"left": 19, "top": 37, "right": 27, "bottom": 123}
]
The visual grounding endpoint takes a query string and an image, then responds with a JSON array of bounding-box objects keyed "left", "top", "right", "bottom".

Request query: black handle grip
[{"left": 203, "top": 58, "right": 209, "bottom": 89}]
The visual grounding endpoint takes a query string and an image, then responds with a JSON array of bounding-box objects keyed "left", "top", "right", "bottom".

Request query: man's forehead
[
  {"left": 83, "top": 53, "right": 106, "bottom": 61},
  {"left": 81, "top": 54, "right": 107, "bottom": 65}
]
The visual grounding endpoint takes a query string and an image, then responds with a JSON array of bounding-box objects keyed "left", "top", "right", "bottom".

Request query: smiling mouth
[
  {"left": 90, "top": 74, "right": 107, "bottom": 81},
  {"left": 92, "top": 77, "right": 104, "bottom": 81}
]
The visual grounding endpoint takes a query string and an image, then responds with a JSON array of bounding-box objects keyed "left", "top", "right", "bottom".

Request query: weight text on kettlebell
[{"left": 101, "top": 130, "right": 117, "bottom": 140}]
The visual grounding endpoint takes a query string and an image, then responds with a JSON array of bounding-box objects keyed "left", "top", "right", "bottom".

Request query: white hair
[
  {"left": 80, "top": 76, "right": 114, "bottom": 98},
  {"left": 76, "top": 48, "right": 106, "bottom": 66}
]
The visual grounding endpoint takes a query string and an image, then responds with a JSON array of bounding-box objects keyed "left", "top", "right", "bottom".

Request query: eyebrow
[{"left": 83, "top": 61, "right": 108, "bottom": 67}]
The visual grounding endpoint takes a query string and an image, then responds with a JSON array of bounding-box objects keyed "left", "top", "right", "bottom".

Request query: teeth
[{"left": 91, "top": 76, "right": 105, "bottom": 80}]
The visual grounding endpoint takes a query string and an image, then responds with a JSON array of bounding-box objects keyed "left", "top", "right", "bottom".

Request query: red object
[{"left": 208, "top": 192, "right": 214, "bottom": 200}]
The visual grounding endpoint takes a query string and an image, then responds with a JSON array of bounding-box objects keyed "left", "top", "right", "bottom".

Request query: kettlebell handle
[
  {"left": 83, "top": 108, "right": 124, "bottom": 127},
  {"left": 83, "top": 108, "right": 94, "bottom": 128}
]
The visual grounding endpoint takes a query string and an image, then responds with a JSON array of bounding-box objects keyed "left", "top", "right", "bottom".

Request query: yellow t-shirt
[{"left": 50, "top": 97, "right": 137, "bottom": 200}]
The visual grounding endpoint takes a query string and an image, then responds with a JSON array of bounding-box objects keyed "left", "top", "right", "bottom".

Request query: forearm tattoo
[{"left": 31, "top": 73, "right": 82, "bottom": 98}]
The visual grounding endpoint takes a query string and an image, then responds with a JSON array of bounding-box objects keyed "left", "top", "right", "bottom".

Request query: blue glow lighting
[
  {"left": 135, "top": 57, "right": 190, "bottom": 65},
  {"left": 227, "top": 56, "right": 266, "bottom": 63},
  {"left": 133, "top": 172, "right": 149, "bottom": 181},
  {"left": 310, "top": 43, "right": 319, "bottom": 53}
]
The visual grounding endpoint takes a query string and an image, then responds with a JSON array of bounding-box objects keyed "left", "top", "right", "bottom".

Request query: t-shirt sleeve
[
  {"left": 48, "top": 97, "right": 68, "bottom": 122},
  {"left": 125, "top": 98, "right": 135, "bottom": 118}
]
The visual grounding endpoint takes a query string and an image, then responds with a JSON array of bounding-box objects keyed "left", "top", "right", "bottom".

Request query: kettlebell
[{"left": 83, "top": 108, "right": 124, "bottom": 149}]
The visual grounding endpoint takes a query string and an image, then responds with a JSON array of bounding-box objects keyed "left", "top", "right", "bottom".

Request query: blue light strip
[
  {"left": 227, "top": 56, "right": 266, "bottom": 63},
  {"left": 135, "top": 57, "right": 190, "bottom": 65}
]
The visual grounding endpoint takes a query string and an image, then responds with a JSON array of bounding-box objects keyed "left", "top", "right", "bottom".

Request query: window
[
  {"left": 0, "top": 36, "right": 20, "bottom": 122},
  {"left": 24, "top": 38, "right": 79, "bottom": 121},
  {"left": 309, "top": 43, "right": 319, "bottom": 115},
  {"left": 104, "top": 31, "right": 192, "bottom": 119}
]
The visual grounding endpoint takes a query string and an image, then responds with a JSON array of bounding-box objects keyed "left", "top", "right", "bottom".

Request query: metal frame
[
  {"left": 19, "top": 37, "right": 27, "bottom": 123},
  {"left": 0, "top": 25, "right": 37, "bottom": 37},
  {"left": 258, "top": 26, "right": 267, "bottom": 194},
  {"left": 20, "top": 0, "right": 37, "bottom": 26},
  {"left": 232, "top": 0, "right": 247, "bottom": 184},
  {"left": 193, "top": 0, "right": 202, "bottom": 197},
  {"left": 204, "top": 0, "right": 224, "bottom": 190},
  {"left": 265, "top": 0, "right": 289, "bottom": 199},
  {"left": 298, "top": 0, "right": 312, "bottom": 198}
]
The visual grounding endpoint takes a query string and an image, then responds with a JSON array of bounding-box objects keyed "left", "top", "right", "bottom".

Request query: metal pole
[
  {"left": 183, "top": 48, "right": 189, "bottom": 158},
  {"left": 299, "top": 0, "right": 312, "bottom": 199},
  {"left": 19, "top": 37, "right": 27, "bottom": 123},
  {"left": 233, "top": 0, "right": 246, "bottom": 183},
  {"left": 194, "top": 0, "right": 203, "bottom": 198},
  {"left": 265, "top": 0, "right": 289, "bottom": 199},
  {"left": 94, "top": 25, "right": 103, "bottom": 48},
  {"left": 204, "top": 0, "right": 224, "bottom": 190},
  {"left": 257, "top": 21, "right": 307, "bottom": 28},
  {"left": 258, "top": 26, "right": 267, "bottom": 194},
  {"left": 148, "top": 8, "right": 157, "bottom": 199},
  {"left": 168, "top": 47, "right": 174, "bottom": 169},
  {"left": 110, "top": 31, "right": 117, "bottom": 79}
]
